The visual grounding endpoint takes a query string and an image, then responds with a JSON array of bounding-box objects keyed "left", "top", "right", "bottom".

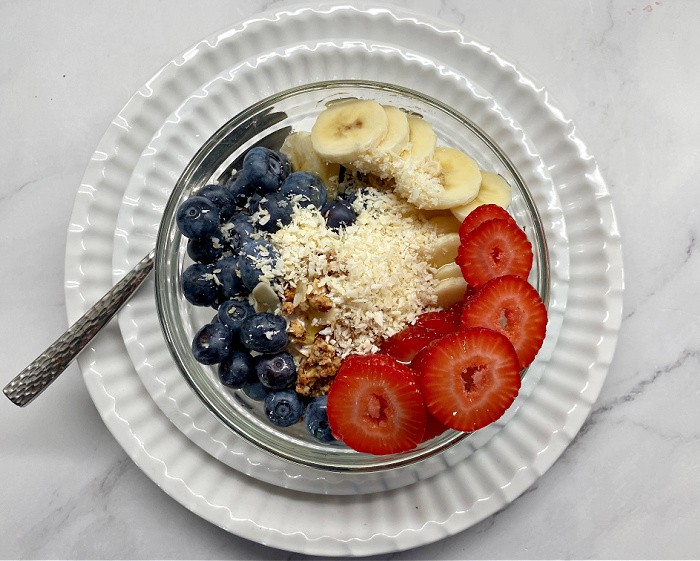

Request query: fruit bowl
[{"left": 155, "top": 80, "right": 549, "bottom": 472}]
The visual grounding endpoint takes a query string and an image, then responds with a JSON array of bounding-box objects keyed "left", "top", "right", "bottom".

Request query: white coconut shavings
[
  {"left": 351, "top": 151, "right": 444, "bottom": 208},
  {"left": 270, "top": 187, "right": 441, "bottom": 357}
]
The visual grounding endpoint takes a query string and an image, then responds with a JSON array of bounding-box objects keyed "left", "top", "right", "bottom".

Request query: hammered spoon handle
[{"left": 3, "top": 249, "right": 155, "bottom": 407}]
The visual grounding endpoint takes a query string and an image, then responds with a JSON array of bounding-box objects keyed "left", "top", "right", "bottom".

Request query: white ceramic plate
[
  {"left": 111, "top": 44, "right": 568, "bottom": 494},
  {"left": 66, "top": 6, "right": 622, "bottom": 556}
]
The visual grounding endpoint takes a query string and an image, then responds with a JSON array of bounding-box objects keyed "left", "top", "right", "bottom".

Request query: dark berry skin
[
  {"left": 176, "top": 196, "right": 220, "bottom": 239},
  {"left": 191, "top": 322, "right": 234, "bottom": 365},
  {"left": 255, "top": 352, "right": 297, "bottom": 390},
  {"left": 181, "top": 263, "right": 218, "bottom": 307},
  {"left": 264, "top": 390, "right": 303, "bottom": 427},
  {"left": 242, "top": 380, "right": 270, "bottom": 401},
  {"left": 246, "top": 192, "right": 263, "bottom": 216},
  {"left": 279, "top": 171, "right": 327, "bottom": 209},
  {"left": 254, "top": 192, "right": 294, "bottom": 233},
  {"left": 239, "top": 312, "right": 288, "bottom": 353},
  {"left": 220, "top": 214, "right": 255, "bottom": 255},
  {"left": 197, "top": 183, "right": 237, "bottom": 222},
  {"left": 213, "top": 255, "right": 247, "bottom": 299},
  {"left": 186, "top": 232, "right": 226, "bottom": 264},
  {"left": 241, "top": 147, "right": 290, "bottom": 194},
  {"left": 218, "top": 349, "right": 255, "bottom": 388},
  {"left": 304, "top": 395, "right": 335, "bottom": 443},
  {"left": 323, "top": 200, "right": 357, "bottom": 232},
  {"left": 238, "top": 239, "right": 279, "bottom": 291},
  {"left": 226, "top": 172, "right": 256, "bottom": 207},
  {"left": 338, "top": 187, "right": 369, "bottom": 209},
  {"left": 217, "top": 298, "right": 255, "bottom": 335}
]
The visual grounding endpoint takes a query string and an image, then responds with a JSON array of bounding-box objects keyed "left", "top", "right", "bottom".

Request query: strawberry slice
[
  {"left": 421, "top": 412, "right": 450, "bottom": 442},
  {"left": 327, "top": 354, "right": 427, "bottom": 454},
  {"left": 413, "top": 308, "right": 462, "bottom": 334},
  {"left": 410, "top": 339, "right": 439, "bottom": 374},
  {"left": 458, "top": 203, "right": 515, "bottom": 242},
  {"left": 380, "top": 325, "right": 442, "bottom": 363},
  {"left": 416, "top": 328, "right": 521, "bottom": 432},
  {"left": 461, "top": 275, "right": 547, "bottom": 368},
  {"left": 341, "top": 352, "right": 408, "bottom": 373},
  {"left": 456, "top": 218, "right": 533, "bottom": 287}
]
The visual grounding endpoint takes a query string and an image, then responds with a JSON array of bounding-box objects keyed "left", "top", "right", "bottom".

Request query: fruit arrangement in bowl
[{"left": 155, "top": 81, "right": 549, "bottom": 471}]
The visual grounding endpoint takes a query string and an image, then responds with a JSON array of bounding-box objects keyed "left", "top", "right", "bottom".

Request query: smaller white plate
[{"left": 112, "top": 37, "right": 568, "bottom": 494}]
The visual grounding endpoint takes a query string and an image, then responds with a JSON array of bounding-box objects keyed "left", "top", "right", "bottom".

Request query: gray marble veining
[{"left": 1, "top": 0, "right": 698, "bottom": 558}]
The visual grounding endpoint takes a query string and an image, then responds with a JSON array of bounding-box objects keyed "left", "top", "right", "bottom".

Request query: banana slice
[
  {"left": 428, "top": 232, "right": 460, "bottom": 268},
  {"left": 435, "top": 276, "right": 469, "bottom": 308},
  {"left": 404, "top": 114, "right": 437, "bottom": 163},
  {"left": 251, "top": 282, "right": 282, "bottom": 313},
  {"left": 350, "top": 105, "right": 411, "bottom": 177},
  {"left": 434, "top": 262, "right": 462, "bottom": 281},
  {"left": 451, "top": 171, "right": 513, "bottom": 222},
  {"left": 375, "top": 105, "right": 410, "bottom": 155},
  {"left": 280, "top": 131, "right": 340, "bottom": 188},
  {"left": 425, "top": 211, "right": 462, "bottom": 235},
  {"left": 421, "top": 147, "right": 481, "bottom": 210},
  {"left": 310, "top": 99, "right": 389, "bottom": 164}
]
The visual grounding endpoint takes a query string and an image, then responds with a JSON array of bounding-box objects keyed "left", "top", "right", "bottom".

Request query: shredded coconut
[
  {"left": 350, "top": 150, "right": 444, "bottom": 208},
  {"left": 269, "top": 187, "right": 441, "bottom": 358}
]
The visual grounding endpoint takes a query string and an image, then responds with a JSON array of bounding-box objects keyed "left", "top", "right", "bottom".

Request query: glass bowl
[{"left": 155, "top": 80, "right": 549, "bottom": 472}]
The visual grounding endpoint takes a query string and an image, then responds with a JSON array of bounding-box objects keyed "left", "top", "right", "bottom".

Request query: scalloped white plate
[{"left": 66, "top": 5, "right": 622, "bottom": 556}]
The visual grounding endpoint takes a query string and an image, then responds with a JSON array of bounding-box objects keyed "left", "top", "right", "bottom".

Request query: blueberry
[
  {"left": 245, "top": 192, "right": 263, "bottom": 216},
  {"left": 211, "top": 255, "right": 246, "bottom": 299},
  {"left": 323, "top": 200, "right": 357, "bottom": 232},
  {"left": 229, "top": 212, "right": 256, "bottom": 237},
  {"left": 226, "top": 172, "right": 256, "bottom": 207},
  {"left": 181, "top": 263, "right": 218, "bottom": 307},
  {"left": 254, "top": 192, "right": 294, "bottom": 233},
  {"left": 176, "top": 196, "right": 220, "bottom": 239},
  {"left": 279, "top": 171, "right": 327, "bottom": 209},
  {"left": 264, "top": 390, "right": 303, "bottom": 427},
  {"left": 238, "top": 239, "right": 279, "bottom": 291},
  {"left": 304, "top": 395, "right": 335, "bottom": 443},
  {"left": 337, "top": 188, "right": 357, "bottom": 205},
  {"left": 197, "top": 183, "right": 237, "bottom": 222},
  {"left": 338, "top": 187, "right": 370, "bottom": 208},
  {"left": 186, "top": 232, "right": 226, "bottom": 264},
  {"left": 242, "top": 380, "right": 270, "bottom": 401},
  {"left": 241, "top": 147, "right": 290, "bottom": 194},
  {"left": 218, "top": 349, "right": 255, "bottom": 388},
  {"left": 220, "top": 214, "right": 255, "bottom": 254},
  {"left": 217, "top": 298, "right": 255, "bottom": 334},
  {"left": 209, "top": 289, "right": 228, "bottom": 311},
  {"left": 239, "top": 312, "right": 288, "bottom": 353},
  {"left": 279, "top": 150, "right": 292, "bottom": 177},
  {"left": 191, "top": 322, "right": 234, "bottom": 365},
  {"left": 255, "top": 352, "right": 297, "bottom": 390}
]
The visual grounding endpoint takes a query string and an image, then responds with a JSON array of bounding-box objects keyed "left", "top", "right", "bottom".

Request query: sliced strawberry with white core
[
  {"left": 456, "top": 218, "right": 533, "bottom": 287},
  {"left": 413, "top": 308, "right": 462, "bottom": 334},
  {"left": 461, "top": 275, "right": 547, "bottom": 368},
  {"left": 327, "top": 354, "right": 427, "bottom": 455},
  {"left": 421, "top": 411, "right": 451, "bottom": 442},
  {"left": 380, "top": 325, "right": 442, "bottom": 362},
  {"left": 458, "top": 203, "right": 516, "bottom": 242},
  {"left": 416, "top": 328, "right": 521, "bottom": 432}
]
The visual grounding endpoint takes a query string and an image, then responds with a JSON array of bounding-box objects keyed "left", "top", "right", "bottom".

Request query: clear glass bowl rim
[{"left": 154, "top": 79, "right": 550, "bottom": 473}]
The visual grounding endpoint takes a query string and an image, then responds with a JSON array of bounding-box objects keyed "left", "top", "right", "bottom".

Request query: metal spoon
[
  {"left": 3, "top": 250, "right": 155, "bottom": 407},
  {"left": 4, "top": 118, "right": 294, "bottom": 408}
]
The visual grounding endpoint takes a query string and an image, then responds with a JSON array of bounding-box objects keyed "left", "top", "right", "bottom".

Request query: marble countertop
[{"left": 2, "top": 0, "right": 698, "bottom": 558}]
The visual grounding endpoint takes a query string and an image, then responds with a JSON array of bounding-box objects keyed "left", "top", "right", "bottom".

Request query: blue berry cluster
[{"left": 175, "top": 145, "right": 341, "bottom": 439}]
